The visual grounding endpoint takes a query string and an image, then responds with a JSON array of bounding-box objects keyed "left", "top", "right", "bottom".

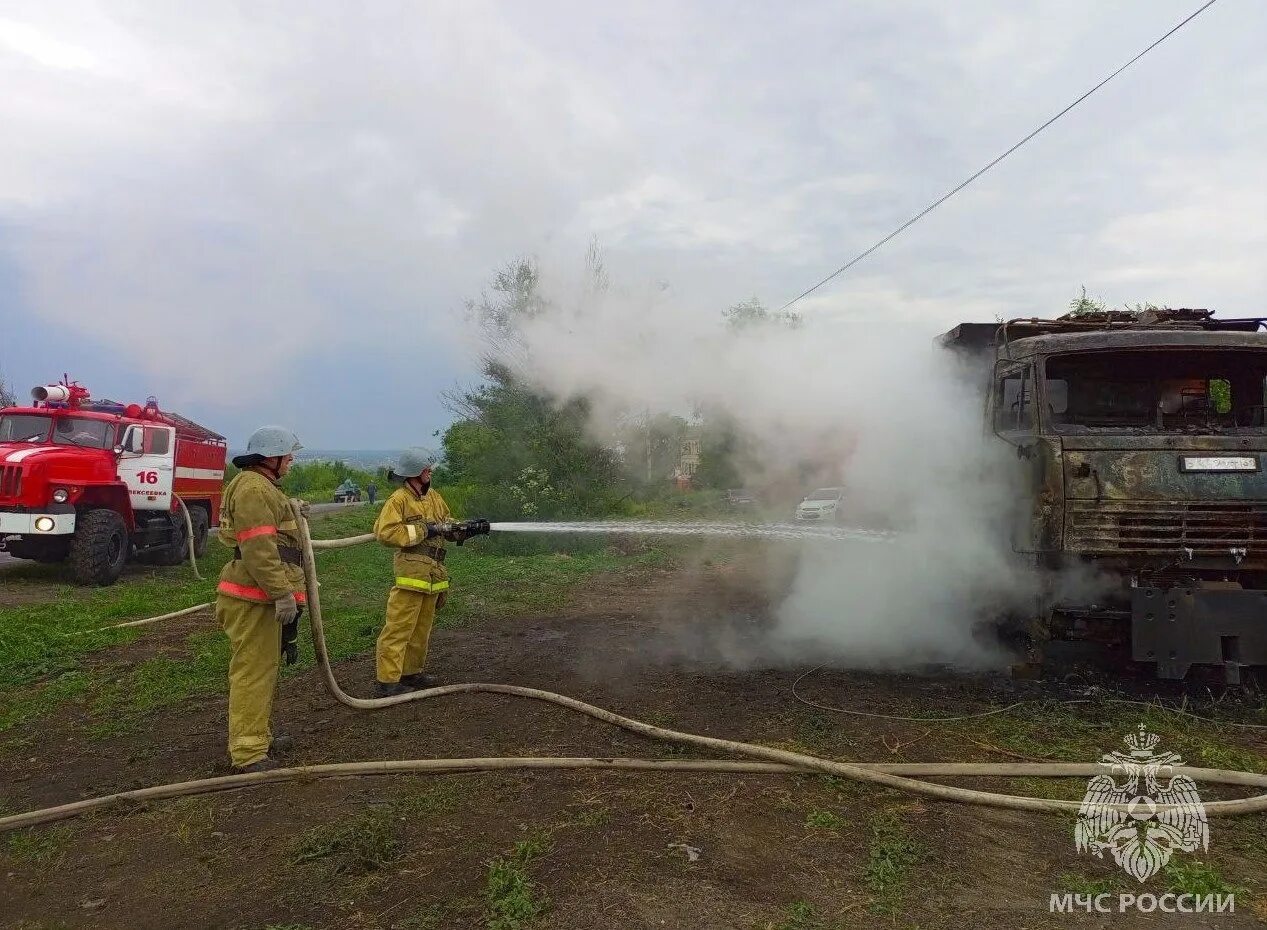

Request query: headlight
[
  {"left": 34, "top": 516, "right": 56, "bottom": 532},
  {"left": 52, "top": 488, "right": 69, "bottom": 503}
]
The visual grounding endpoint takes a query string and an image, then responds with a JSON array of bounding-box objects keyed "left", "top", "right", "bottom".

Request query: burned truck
[{"left": 942, "top": 308, "right": 1267, "bottom": 683}]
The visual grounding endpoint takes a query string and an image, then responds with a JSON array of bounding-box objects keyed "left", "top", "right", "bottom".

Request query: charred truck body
[{"left": 942, "top": 309, "right": 1267, "bottom": 683}]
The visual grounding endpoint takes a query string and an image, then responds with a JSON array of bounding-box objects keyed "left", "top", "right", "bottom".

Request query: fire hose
[
  {"left": 6, "top": 500, "right": 1267, "bottom": 834},
  {"left": 175, "top": 495, "right": 202, "bottom": 581}
]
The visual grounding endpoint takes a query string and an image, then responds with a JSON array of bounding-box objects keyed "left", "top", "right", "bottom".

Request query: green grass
[
  {"left": 290, "top": 785, "right": 464, "bottom": 877},
  {"left": 763, "top": 901, "right": 828, "bottom": 930},
  {"left": 956, "top": 698, "right": 1267, "bottom": 776},
  {"left": 485, "top": 830, "right": 552, "bottom": 930},
  {"left": 292, "top": 806, "right": 404, "bottom": 875},
  {"left": 394, "top": 781, "right": 462, "bottom": 818},
  {"left": 1006, "top": 776, "right": 1086, "bottom": 802},
  {"left": 568, "top": 805, "right": 610, "bottom": 828},
  {"left": 864, "top": 811, "right": 922, "bottom": 916},
  {"left": 5, "top": 826, "right": 71, "bottom": 865},
  {"left": 1057, "top": 872, "right": 1124, "bottom": 896},
  {"left": 390, "top": 906, "right": 445, "bottom": 930},
  {"left": 0, "top": 506, "right": 668, "bottom": 735},
  {"left": 804, "top": 809, "right": 842, "bottom": 830},
  {"left": 1163, "top": 859, "right": 1248, "bottom": 898},
  {"left": 0, "top": 546, "right": 233, "bottom": 690}
]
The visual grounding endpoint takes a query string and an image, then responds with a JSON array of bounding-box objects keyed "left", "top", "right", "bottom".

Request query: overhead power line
[{"left": 777, "top": 0, "right": 1221, "bottom": 313}]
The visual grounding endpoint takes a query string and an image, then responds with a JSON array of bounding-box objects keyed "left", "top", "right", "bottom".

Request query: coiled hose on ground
[{"left": 5, "top": 500, "right": 1267, "bottom": 833}]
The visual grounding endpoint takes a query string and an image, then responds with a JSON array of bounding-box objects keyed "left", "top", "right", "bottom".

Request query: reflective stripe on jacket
[
  {"left": 394, "top": 576, "right": 450, "bottom": 593},
  {"left": 217, "top": 581, "right": 310, "bottom": 604},
  {"left": 216, "top": 469, "right": 307, "bottom": 604},
  {"left": 374, "top": 486, "right": 453, "bottom": 594}
]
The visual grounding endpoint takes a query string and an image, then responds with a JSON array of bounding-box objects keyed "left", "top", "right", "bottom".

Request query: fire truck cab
[{"left": 0, "top": 380, "right": 226, "bottom": 585}]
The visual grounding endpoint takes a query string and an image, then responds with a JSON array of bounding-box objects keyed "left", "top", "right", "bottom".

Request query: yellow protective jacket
[
  {"left": 216, "top": 469, "right": 307, "bottom": 604},
  {"left": 374, "top": 485, "right": 454, "bottom": 594}
]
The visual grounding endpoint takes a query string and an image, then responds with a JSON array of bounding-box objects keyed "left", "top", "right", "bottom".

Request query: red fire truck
[{"left": 0, "top": 379, "right": 226, "bottom": 585}]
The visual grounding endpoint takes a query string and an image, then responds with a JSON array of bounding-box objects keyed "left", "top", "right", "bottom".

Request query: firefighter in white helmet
[
  {"left": 216, "top": 425, "right": 306, "bottom": 772},
  {"left": 372, "top": 448, "right": 457, "bottom": 695}
]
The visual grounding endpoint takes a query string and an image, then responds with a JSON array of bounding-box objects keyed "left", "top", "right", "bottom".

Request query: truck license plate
[{"left": 1179, "top": 456, "right": 1258, "bottom": 473}]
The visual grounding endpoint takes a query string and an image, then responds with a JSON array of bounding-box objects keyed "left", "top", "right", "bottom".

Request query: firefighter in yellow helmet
[
  {"left": 373, "top": 448, "right": 488, "bottom": 695},
  {"left": 216, "top": 426, "right": 306, "bottom": 772}
]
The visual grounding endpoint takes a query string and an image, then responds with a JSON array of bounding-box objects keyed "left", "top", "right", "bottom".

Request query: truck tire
[
  {"left": 69, "top": 509, "right": 129, "bottom": 586},
  {"left": 189, "top": 506, "right": 210, "bottom": 558}
]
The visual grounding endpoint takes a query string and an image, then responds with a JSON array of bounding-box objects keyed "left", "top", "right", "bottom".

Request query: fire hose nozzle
[{"left": 449, "top": 518, "right": 491, "bottom": 545}]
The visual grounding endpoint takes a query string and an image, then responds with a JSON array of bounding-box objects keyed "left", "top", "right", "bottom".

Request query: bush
[{"left": 282, "top": 460, "right": 385, "bottom": 498}]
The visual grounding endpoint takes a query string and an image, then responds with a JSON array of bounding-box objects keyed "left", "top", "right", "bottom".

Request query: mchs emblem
[{"left": 1075, "top": 725, "right": 1209, "bottom": 882}]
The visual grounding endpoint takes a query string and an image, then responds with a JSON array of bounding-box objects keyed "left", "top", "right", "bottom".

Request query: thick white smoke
[{"left": 507, "top": 280, "right": 1033, "bottom": 670}]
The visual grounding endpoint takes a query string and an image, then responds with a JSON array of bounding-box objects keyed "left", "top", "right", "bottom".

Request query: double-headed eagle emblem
[{"left": 1075, "top": 725, "right": 1208, "bottom": 882}]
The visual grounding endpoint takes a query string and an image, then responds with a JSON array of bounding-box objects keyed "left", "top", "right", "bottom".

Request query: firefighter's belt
[
  {"left": 395, "top": 576, "right": 451, "bottom": 593},
  {"left": 234, "top": 544, "right": 304, "bottom": 566},
  {"left": 402, "top": 543, "right": 446, "bottom": 563}
]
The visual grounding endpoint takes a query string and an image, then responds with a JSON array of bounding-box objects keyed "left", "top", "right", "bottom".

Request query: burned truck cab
[{"left": 943, "top": 309, "right": 1267, "bottom": 682}]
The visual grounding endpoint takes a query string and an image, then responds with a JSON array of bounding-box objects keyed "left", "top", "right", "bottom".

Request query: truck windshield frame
[
  {"left": 50, "top": 416, "right": 118, "bottom": 449},
  {"left": 0, "top": 414, "right": 52, "bottom": 444},
  {"left": 1041, "top": 348, "right": 1267, "bottom": 434}
]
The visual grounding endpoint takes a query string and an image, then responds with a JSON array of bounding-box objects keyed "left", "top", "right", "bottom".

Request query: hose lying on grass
[
  {"left": 5, "top": 759, "right": 1265, "bottom": 833},
  {"left": 7, "top": 499, "right": 1266, "bottom": 834}
]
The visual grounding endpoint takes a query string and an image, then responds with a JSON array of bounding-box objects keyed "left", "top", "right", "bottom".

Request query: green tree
[
  {"left": 440, "top": 254, "right": 627, "bottom": 519},
  {"left": 689, "top": 297, "right": 800, "bottom": 489},
  {"left": 0, "top": 372, "right": 15, "bottom": 408},
  {"left": 693, "top": 420, "right": 743, "bottom": 489},
  {"left": 619, "top": 412, "right": 688, "bottom": 487},
  {"left": 723, "top": 296, "right": 801, "bottom": 331}
]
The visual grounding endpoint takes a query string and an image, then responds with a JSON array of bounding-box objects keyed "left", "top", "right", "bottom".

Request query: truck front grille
[
  {"left": 1067, "top": 500, "right": 1267, "bottom": 556},
  {"left": 0, "top": 466, "right": 20, "bottom": 499}
]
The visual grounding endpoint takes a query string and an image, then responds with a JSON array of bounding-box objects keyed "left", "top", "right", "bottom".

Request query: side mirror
[{"left": 119, "top": 425, "right": 144, "bottom": 455}]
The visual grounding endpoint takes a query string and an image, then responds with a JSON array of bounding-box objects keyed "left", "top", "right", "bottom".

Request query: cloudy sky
[{"left": 0, "top": 0, "right": 1263, "bottom": 449}]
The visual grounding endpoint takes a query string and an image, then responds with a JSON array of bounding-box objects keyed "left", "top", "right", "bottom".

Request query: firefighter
[
  {"left": 373, "top": 447, "right": 458, "bottom": 696},
  {"left": 216, "top": 425, "right": 307, "bottom": 772}
]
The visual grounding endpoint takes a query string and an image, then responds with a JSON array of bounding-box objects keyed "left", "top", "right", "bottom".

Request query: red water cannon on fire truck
[{"left": 0, "top": 377, "right": 226, "bottom": 585}]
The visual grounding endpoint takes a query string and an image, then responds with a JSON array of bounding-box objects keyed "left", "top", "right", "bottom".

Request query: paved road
[{"left": 0, "top": 499, "right": 373, "bottom": 572}]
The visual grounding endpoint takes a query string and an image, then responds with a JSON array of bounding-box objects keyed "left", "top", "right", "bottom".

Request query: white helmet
[
  {"left": 390, "top": 447, "right": 437, "bottom": 479},
  {"left": 232, "top": 426, "right": 303, "bottom": 467}
]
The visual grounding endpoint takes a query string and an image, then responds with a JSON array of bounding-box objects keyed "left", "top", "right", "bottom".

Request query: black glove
[
  {"left": 281, "top": 605, "right": 302, "bottom": 665},
  {"left": 424, "top": 522, "right": 451, "bottom": 540}
]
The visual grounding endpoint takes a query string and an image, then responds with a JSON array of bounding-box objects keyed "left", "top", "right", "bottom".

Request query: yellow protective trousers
[
  {"left": 218, "top": 594, "right": 282, "bottom": 768},
  {"left": 375, "top": 587, "right": 439, "bottom": 683}
]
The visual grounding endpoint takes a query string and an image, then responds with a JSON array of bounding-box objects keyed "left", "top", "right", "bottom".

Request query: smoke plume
[{"left": 504, "top": 276, "right": 1033, "bottom": 670}]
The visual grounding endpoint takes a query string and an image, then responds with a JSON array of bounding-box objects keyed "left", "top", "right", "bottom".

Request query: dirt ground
[{"left": 2, "top": 556, "right": 1265, "bottom": 930}]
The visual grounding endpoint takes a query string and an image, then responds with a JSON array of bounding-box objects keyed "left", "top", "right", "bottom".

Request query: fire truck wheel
[
  {"left": 189, "top": 506, "right": 210, "bottom": 558},
  {"left": 69, "top": 509, "right": 129, "bottom": 586}
]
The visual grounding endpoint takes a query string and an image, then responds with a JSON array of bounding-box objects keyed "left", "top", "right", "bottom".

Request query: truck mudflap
[{"left": 1132, "top": 586, "right": 1267, "bottom": 682}]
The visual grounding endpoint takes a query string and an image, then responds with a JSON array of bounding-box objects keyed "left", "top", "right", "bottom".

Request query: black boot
[
  {"left": 375, "top": 680, "right": 412, "bottom": 697},
  {"left": 234, "top": 756, "right": 281, "bottom": 774},
  {"left": 400, "top": 672, "right": 438, "bottom": 690}
]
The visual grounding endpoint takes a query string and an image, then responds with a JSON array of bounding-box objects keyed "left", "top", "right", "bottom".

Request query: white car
[{"left": 795, "top": 487, "right": 844, "bottom": 522}]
